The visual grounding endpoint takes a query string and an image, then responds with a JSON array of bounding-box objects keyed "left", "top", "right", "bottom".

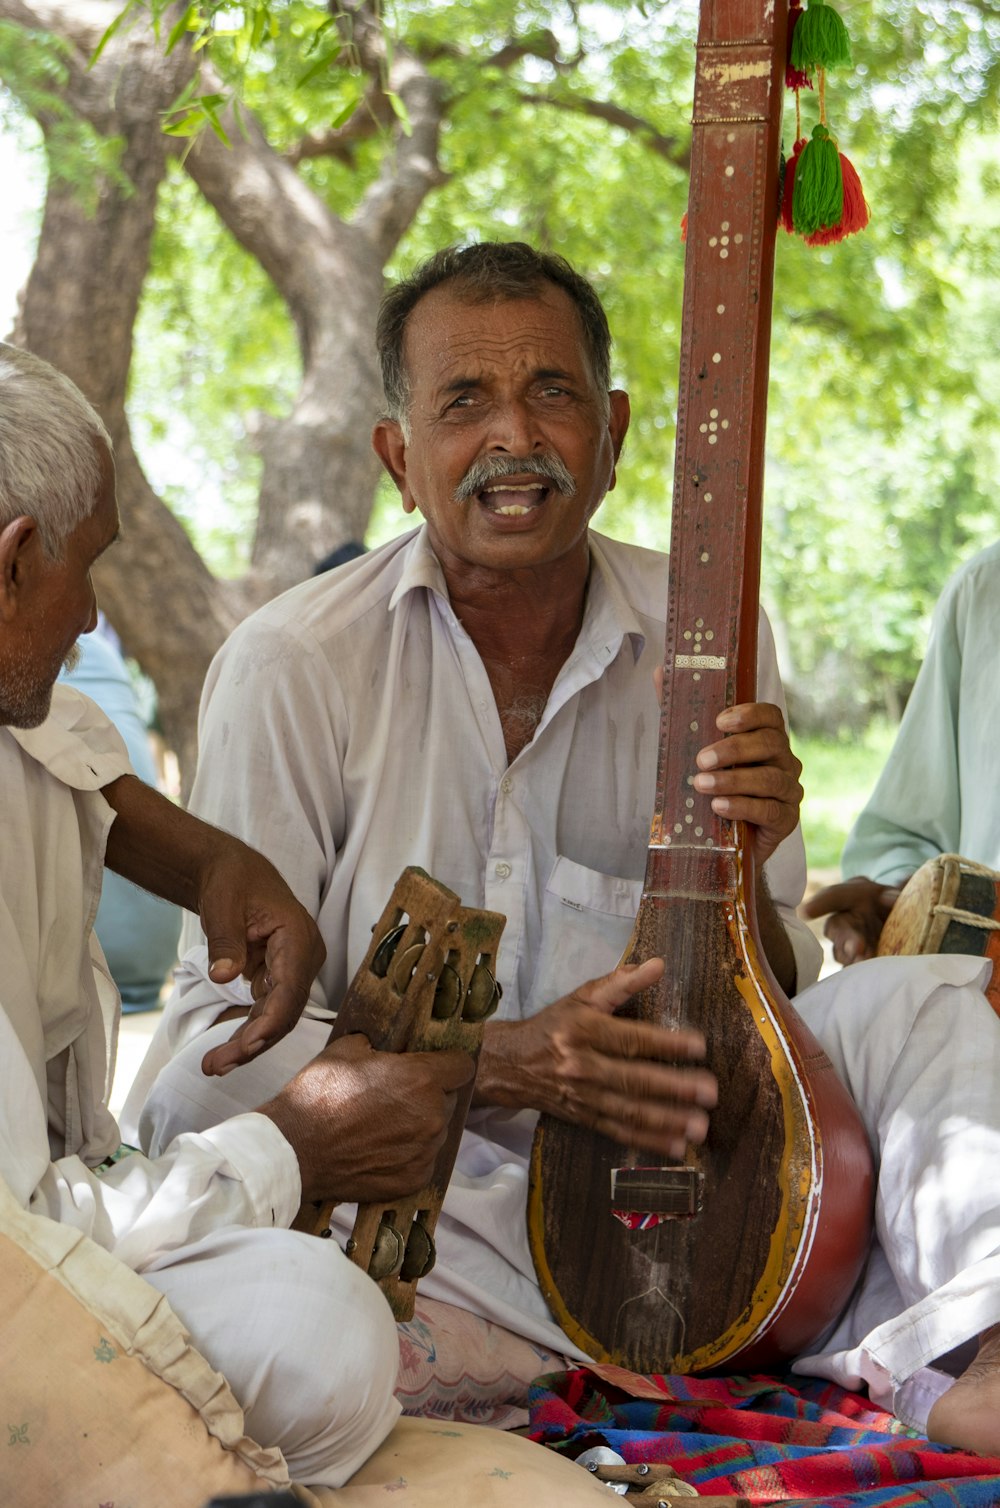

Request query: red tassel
[
  {"left": 680, "top": 211, "right": 688, "bottom": 242},
  {"left": 780, "top": 139, "right": 805, "bottom": 233},
  {"left": 786, "top": 0, "right": 814, "bottom": 91},
  {"left": 804, "top": 151, "right": 869, "bottom": 244}
]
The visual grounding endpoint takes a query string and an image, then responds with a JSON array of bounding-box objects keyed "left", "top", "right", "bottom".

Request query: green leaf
[
  {"left": 87, "top": 0, "right": 139, "bottom": 70},
  {"left": 165, "top": 4, "right": 197, "bottom": 55},
  {"left": 385, "top": 89, "right": 412, "bottom": 135},
  {"left": 162, "top": 113, "right": 204, "bottom": 137},
  {"left": 298, "top": 47, "right": 342, "bottom": 90},
  {"left": 329, "top": 91, "right": 361, "bottom": 128},
  {"left": 202, "top": 103, "right": 232, "bottom": 147}
]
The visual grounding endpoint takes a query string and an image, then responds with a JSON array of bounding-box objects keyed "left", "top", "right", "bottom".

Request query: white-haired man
[{"left": 0, "top": 343, "right": 478, "bottom": 1487}]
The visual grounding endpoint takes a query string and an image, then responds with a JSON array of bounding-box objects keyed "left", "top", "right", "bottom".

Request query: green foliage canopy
[{"left": 4, "top": 0, "right": 1000, "bottom": 730}]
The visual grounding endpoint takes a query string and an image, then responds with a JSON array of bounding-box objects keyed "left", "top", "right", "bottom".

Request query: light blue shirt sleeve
[{"left": 842, "top": 544, "right": 1000, "bottom": 884}]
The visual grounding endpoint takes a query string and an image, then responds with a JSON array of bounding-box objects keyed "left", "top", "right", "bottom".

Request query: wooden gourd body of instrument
[
  {"left": 528, "top": 0, "right": 874, "bottom": 1373},
  {"left": 293, "top": 866, "right": 504, "bottom": 1320}
]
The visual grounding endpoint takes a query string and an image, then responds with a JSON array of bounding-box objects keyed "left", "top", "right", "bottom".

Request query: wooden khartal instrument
[
  {"left": 293, "top": 866, "right": 504, "bottom": 1320},
  {"left": 528, "top": 0, "right": 874, "bottom": 1374}
]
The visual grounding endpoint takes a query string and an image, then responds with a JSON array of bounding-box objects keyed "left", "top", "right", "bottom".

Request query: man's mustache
[{"left": 453, "top": 452, "right": 577, "bottom": 502}]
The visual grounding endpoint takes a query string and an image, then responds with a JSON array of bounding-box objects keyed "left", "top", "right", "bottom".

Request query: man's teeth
[{"left": 481, "top": 481, "right": 546, "bottom": 516}]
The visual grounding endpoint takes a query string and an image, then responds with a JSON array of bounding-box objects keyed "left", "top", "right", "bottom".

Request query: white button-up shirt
[{"left": 168, "top": 526, "right": 819, "bottom": 1026}]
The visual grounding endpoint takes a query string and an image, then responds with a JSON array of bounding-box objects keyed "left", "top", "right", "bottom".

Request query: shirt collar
[
  {"left": 6, "top": 686, "right": 127, "bottom": 793},
  {"left": 388, "top": 524, "right": 647, "bottom": 664},
  {"left": 585, "top": 534, "right": 647, "bottom": 665}
]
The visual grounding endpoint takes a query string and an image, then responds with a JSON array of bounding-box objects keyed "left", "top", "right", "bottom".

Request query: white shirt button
[
  {"left": 500, "top": 776, "right": 513, "bottom": 795},
  {"left": 495, "top": 862, "right": 512, "bottom": 880}
]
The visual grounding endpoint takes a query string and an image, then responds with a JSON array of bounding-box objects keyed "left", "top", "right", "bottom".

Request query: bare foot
[{"left": 928, "top": 1324, "right": 1000, "bottom": 1456}]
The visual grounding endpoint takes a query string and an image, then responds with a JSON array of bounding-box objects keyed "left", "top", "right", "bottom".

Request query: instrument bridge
[{"left": 611, "top": 1165, "right": 704, "bottom": 1230}]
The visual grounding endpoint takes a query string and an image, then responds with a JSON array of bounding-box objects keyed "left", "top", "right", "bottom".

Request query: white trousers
[
  {"left": 141, "top": 1224, "right": 401, "bottom": 1488},
  {"left": 136, "top": 951, "right": 1000, "bottom": 1434}
]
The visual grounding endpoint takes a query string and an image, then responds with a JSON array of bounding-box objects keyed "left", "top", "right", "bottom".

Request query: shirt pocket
[{"left": 527, "top": 856, "right": 642, "bottom": 1015}]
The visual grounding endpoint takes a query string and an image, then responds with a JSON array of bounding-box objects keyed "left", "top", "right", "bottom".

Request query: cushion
[
  {"left": 0, "top": 1178, "right": 606, "bottom": 1506},
  {"left": 396, "top": 1296, "right": 570, "bottom": 1429},
  {"left": 0, "top": 1177, "right": 292, "bottom": 1507},
  {"left": 324, "top": 1415, "right": 612, "bottom": 1506}
]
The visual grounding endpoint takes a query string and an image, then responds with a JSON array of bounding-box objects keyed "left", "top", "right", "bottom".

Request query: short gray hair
[
  {"left": 0, "top": 344, "right": 112, "bottom": 559},
  {"left": 377, "top": 242, "right": 613, "bottom": 433}
]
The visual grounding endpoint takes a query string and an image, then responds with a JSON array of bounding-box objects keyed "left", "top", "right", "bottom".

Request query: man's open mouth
[{"left": 478, "top": 480, "right": 551, "bottom": 516}]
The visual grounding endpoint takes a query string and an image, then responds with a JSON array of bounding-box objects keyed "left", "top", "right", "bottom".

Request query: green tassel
[
  {"left": 792, "top": 124, "right": 844, "bottom": 235},
  {"left": 790, "top": 0, "right": 852, "bottom": 73}
]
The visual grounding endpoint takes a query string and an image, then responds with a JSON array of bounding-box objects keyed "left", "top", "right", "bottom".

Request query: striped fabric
[{"left": 528, "top": 1366, "right": 1000, "bottom": 1506}]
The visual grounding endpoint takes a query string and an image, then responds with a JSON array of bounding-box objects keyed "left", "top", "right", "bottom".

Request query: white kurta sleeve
[{"left": 0, "top": 1004, "right": 300, "bottom": 1272}]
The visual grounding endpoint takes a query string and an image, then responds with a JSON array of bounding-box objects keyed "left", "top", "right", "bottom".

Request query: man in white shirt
[
  {"left": 0, "top": 342, "right": 477, "bottom": 1487},
  {"left": 135, "top": 243, "right": 1000, "bottom": 1455}
]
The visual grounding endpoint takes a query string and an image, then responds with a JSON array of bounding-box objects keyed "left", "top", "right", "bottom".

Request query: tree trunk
[{"left": 0, "top": 0, "right": 443, "bottom": 787}]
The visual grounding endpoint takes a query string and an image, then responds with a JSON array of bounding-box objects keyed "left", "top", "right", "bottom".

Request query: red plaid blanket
[{"left": 528, "top": 1366, "right": 1000, "bottom": 1505}]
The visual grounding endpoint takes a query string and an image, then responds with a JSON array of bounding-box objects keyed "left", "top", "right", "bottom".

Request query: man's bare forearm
[{"left": 101, "top": 773, "right": 242, "bottom": 912}]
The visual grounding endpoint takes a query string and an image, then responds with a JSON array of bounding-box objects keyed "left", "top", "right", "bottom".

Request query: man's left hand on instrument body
[
  {"left": 475, "top": 957, "right": 718, "bottom": 1157},
  {"left": 692, "top": 701, "right": 803, "bottom": 866}
]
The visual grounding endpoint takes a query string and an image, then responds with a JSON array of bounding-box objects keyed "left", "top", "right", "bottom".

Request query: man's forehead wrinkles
[{"left": 422, "top": 337, "right": 581, "bottom": 389}]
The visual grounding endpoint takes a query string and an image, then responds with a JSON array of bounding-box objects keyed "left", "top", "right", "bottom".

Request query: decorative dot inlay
[
  {"left": 717, "top": 304, "right": 725, "bottom": 314},
  {"left": 722, "top": 221, "right": 730, "bottom": 231},
  {"left": 710, "top": 409, "right": 718, "bottom": 418},
  {"left": 712, "top": 353, "right": 722, "bottom": 364},
  {"left": 700, "top": 552, "right": 709, "bottom": 562},
  {"left": 704, "top": 493, "right": 713, "bottom": 502},
  {"left": 689, "top": 721, "right": 699, "bottom": 732},
  {"left": 695, "top": 826, "right": 704, "bottom": 837},
  {"left": 725, "top": 165, "right": 734, "bottom": 177},
  {"left": 695, "top": 619, "right": 704, "bottom": 627}
]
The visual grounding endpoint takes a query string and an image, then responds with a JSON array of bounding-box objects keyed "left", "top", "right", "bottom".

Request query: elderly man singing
[
  {"left": 134, "top": 243, "right": 1000, "bottom": 1455},
  {"left": 0, "top": 342, "right": 478, "bottom": 1488}
]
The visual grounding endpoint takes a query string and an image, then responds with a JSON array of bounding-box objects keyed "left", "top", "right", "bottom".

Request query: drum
[{"left": 877, "top": 854, "right": 1000, "bottom": 1017}]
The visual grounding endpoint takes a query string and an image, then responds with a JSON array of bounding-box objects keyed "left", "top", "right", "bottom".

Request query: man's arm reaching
[{"left": 101, "top": 773, "right": 325, "bottom": 1073}]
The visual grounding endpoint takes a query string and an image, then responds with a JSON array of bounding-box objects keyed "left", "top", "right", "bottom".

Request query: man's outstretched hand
[
  {"left": 196, "top": 843, "right": 326, "bottom": 1076},
  {"left": 101, "top": 774, "right": 325, "bottom": 1074},
  {"left": 802, "top": 876, "right": 906, "bottom": 965}
]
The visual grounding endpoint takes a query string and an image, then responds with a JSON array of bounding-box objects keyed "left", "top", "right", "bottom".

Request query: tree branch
[{"left": 519, "top": 90, "right": 690, "bottom": 169}]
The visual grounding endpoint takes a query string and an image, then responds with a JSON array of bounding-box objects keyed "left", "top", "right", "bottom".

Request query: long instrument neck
[{"left": 649, "top": 0, "right": 788, "bottom": 915}]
